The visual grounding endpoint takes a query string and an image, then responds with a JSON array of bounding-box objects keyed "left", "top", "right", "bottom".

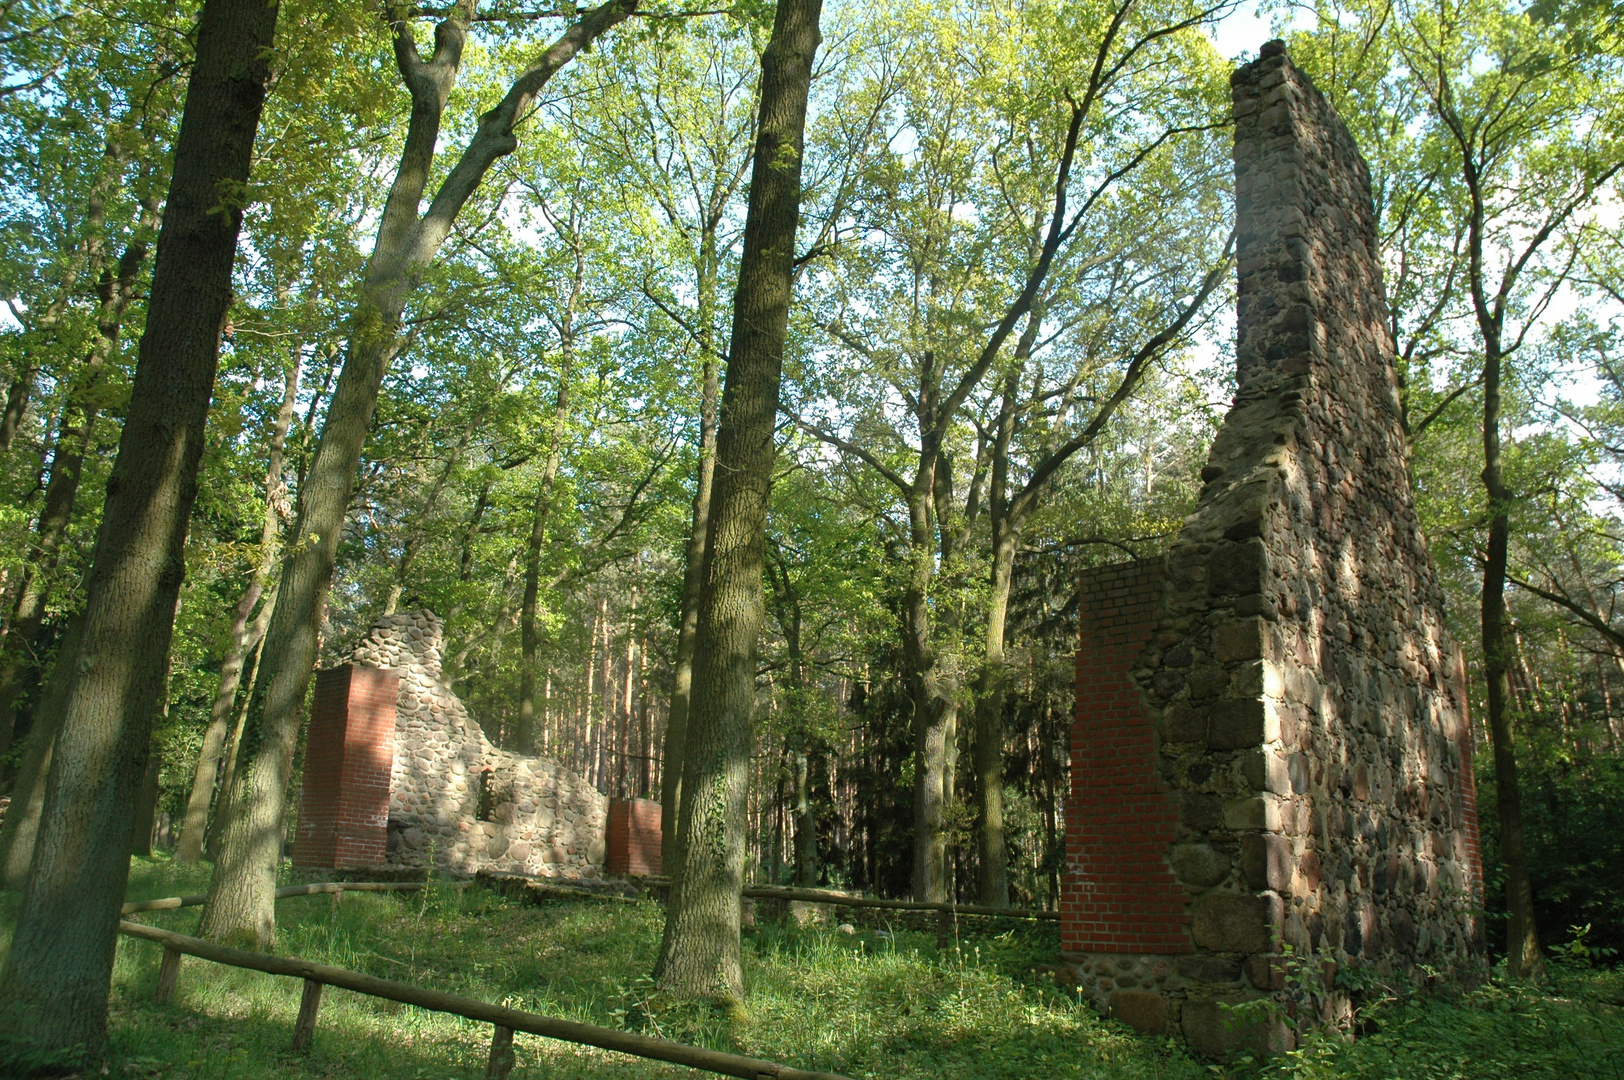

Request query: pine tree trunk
[
  {"left": 0, "top": 0, "right": 276, "bottom": 1058},
  {"left": 654, "top": 0, "right": 822, "bottom": 1000}
]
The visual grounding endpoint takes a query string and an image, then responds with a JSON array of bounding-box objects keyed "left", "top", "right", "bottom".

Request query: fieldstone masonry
[
  {"left": 297, "top": 610, "right": 607, "bottom": 878},
  {"left": 1063, "top": 43, "right": 1485, "bottom": 1055}
]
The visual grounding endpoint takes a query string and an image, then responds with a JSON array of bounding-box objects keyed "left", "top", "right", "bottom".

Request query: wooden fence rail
[
  {"left": 730, "top": 883, "right": 1059, "bottom": 921},
  {"left": 119, "top": 920, "right": 854, "bottom": 1080},
  {"left": 121, "top": 880, "right": 437, "bottom": 915}
]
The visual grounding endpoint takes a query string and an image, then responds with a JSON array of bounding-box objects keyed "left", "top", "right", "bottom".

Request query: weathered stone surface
[
  {"left": 345, "top": 610, "right": 608, "bottom": 881},
  {"left": 1170, "top": 843, "right": 1232, "bottom": 887},
  {"left": 1110, "top": 990, "right": 1169, "bottom": 1034},
  {"left": 1208, "top": 699, "right": 1266, "bottom": 750},
  {"left": 1177, "top": 955, "right": 1243, "bottom": 982},
  {"left": 1181, "top": 996, "right": 1288, "bottom": 1060},
  {"left": 1064, "top": 42, "right": 1486, "bottom": 1061},
  {"left": 1190, "top": 891, "right": 1281, "bottom": 954},
  {"left": 1240, "top": 833, "right": 1293, "bottom": 892}
]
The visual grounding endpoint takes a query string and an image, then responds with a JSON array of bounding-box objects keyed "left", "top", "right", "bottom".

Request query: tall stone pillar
[{"left": 1063, "top": 41, "right": 1485, "bottom": 1057}]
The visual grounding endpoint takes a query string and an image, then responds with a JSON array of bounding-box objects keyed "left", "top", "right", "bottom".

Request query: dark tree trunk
[
  {"left": 129, "top": 748, "right": 162, "bottom": 857},
  {"left": 0, "top": 0, "right": 277, "bottom": 1059},
  {"left": 0, "top": 195, "right": 155, "bottom": 761},
  {"left": 662, "top": 232, "right": 721, "bottom": 873},
  {"left": 654, "top": 0, "right": 822, "bottom": 1000},
  {"left": 1481, "top": 337, "right": 1543, "bottom": 978},
  {"left": 517, "top": 344, "right": 575, "bottom": 753}
]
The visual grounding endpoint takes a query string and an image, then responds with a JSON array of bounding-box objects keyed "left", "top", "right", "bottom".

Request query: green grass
[{"left": 1, "top": 857, "right": 1621, "bottom": 1079}]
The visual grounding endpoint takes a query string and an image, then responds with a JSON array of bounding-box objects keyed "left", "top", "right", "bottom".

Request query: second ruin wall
[{"left": 1063, "top": 42, "right": 1485, "bottom": 1055}]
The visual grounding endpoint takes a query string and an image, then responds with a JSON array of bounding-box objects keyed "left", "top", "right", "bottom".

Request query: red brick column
[
  {"left": 292, "top": 665, "right": 399, "bottom": 869},
  {"left": 606, "top": 798, "right": 662, "bottom": 877},
  {"left": 1065, "top": 558, "right": 1191, "bottom": 954}
]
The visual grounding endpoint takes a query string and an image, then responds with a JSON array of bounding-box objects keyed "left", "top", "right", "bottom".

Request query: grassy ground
[{"left": 1, "top": 857, "right": 1620, "bottom": 1079}]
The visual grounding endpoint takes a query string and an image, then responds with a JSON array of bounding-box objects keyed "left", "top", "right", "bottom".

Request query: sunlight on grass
[{"left": 2, "top": 858, "right": 1620, "bottom": 1079}]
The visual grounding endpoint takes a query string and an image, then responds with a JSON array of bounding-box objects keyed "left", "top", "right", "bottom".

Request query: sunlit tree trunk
[
  {"left": 655, "top": 0, "right": 822, "bottom": 1000},
  {"left": 174, "top": 353, "right": 298, "bottom": 863},
  {"left": 663, "top": 230, "right": 722, "bottom": 870},
  {"left": 199, "top": 0, "right": 633, "bottom": 948}
]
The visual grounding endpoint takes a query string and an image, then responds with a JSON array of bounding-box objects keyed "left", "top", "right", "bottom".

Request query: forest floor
[{"left": 1, "top": 858, "right": 1621, "bottom": 1079}]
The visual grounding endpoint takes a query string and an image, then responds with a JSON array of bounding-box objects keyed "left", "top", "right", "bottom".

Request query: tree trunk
[
  {"left": 972, "top": 518, "right": 1017, "bottom": 907},
  {"left": 0, "top": 0, "right": 276, "bottom": 1059},
  {"left": 0, "top": 364, "right": 36, "bottom": 455},
  {"left": 129, "top": 748, "right": 162, "bottom": 857},
  {"left": 205, "top": 624, "right": 265, "bottom": 861},
  {"left": 175, "top": 352, "right": 298, "bottom": 864},
  {"left": 662, "top": 231, "right": 722, "bottom": 871},
  {"left": 0, "top": 618, "right": 78, "bottom": 888},
  {"left": 1481, "top": 335, "right": 1544, "bottom": 979},
  {"left": 902, "top": 478, "right": 954, "bottom": 904},
  {"left": 0, "top": 194, "right": 156, "bottom": 760},
  {"left": 516, "top": 353, "right": 574, "bottom": 753},
  {"left": 199, "top": 0, "right": 632, "bottom": 948},
  {"left": 972, "top": 375, "right": 1019, "bottom": 907},
  {"left": 654, "top": 0, "right": 822, "bottom": 1001}
]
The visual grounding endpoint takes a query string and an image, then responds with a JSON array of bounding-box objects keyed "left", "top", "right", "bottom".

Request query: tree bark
[
  {"left": 199, "top": 0, "right": 633, "bottom": 948},
  {"left": 663, "top": 230, "right": 721, "bottom": 871},
  {"left": 129, "top": 745, "right": 162, "bottom": 857},
  {"left": 205, "top": 623, "right": 266, "bottom": 861},
  {"left": 0, "top": 0, "right": 277, "bottom": 1060},
  {"left": 517, "top": 289, "right": 579, "bottom": 754},
  {"left": 175, "top": 351, "right": 296, "bottom": 864},
  {"left": 0, "top": 183, "right": 157, "bottom": 761},
  {"left": 1480, "top": 336, "right": 1544, "bottom": 979},
  {"left": 0, "top": 618, "right": 77, "bottom": 888},
  {"left": 654, "top": 0, "right": 822, "bottom": 1001},
  {"left": 972, "top": 375, "right": 1019, "bottom": 907}
]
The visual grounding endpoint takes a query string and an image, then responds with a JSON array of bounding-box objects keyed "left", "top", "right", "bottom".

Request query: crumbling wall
[
  {"left": 349, "top": 610, "right": 607, "bottom": 878},
  {"left": 1063, "top": 42, "right": 1484, "bottom": 1055}
]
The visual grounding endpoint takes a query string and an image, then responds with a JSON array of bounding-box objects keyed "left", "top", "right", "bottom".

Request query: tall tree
[
  {"left": 0, "top": 0, "right": 278, "bottom": 1060},
  {"left": 200, "top": 0, "right": 635, "bottom": 947},
  {"left": 174, "top": 349, "right": 299, "bottom": 864},
  {"left": 797, "top": 0, "right": 1231, "bottom": 901},
  {"left": 654, "top": 0, "right": 824, "bottom": 1000}
]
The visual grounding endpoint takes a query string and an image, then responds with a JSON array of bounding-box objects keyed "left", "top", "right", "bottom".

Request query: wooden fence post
[
  {"left": 153, "top": 946, "right": 181, "bottom": 1004},
  {"left": 485, "top": 1024, "right": 515, "bottom": 1080},
  {"left": 292, "top": 979, "right": 324, "bottom": 1052}
]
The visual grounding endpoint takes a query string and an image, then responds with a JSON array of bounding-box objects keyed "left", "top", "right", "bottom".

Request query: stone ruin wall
[
  {"left": 1063, "top": 43, "right": 1485, "bottom": 1054},
  {"left": 349, "top": 611, "right": 608, "bottom": 878}
]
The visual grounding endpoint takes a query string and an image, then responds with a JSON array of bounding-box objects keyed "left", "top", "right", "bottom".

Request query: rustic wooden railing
[
  {"left": 119, "top": 916, "right": 853, "bottom": 1080},
  {"left": 730, "top": 883, "right": 1059, "bottom": 921},
  {"left": 121, "top": 880, "right": 438, "bottom": 915}
]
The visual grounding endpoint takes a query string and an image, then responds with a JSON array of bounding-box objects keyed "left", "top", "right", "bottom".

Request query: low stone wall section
[{"left": 350, "top": 610, "right": 607, "bottom": 879}]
